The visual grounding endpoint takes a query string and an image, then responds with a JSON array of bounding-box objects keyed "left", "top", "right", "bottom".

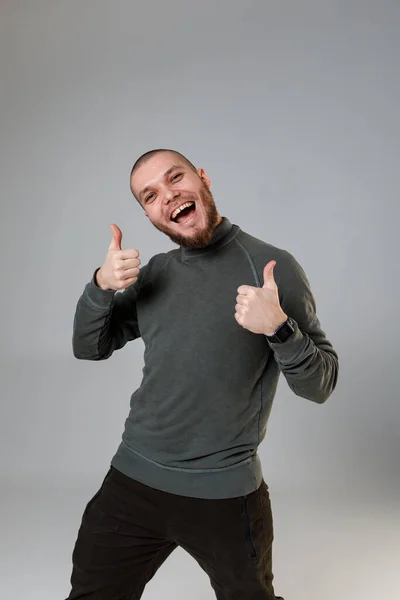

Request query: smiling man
[
  {"left": 130, "top": 149, "right": 222, "bottom": 248},
  {"left": 67, "top": 148, "right": 339, "bottom": 600}
]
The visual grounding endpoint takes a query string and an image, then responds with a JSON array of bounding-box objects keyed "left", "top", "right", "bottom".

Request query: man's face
[{"left": 131, "top": 152, "right": 222, "bottom": 248}]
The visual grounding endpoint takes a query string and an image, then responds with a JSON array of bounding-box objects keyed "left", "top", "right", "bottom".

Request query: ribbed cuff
[
  {"left": 266, "top": 319, "right": 308, "bottom": 365},
  {"left": 84, "top": 267, "right": 116, "bottom": 309}
]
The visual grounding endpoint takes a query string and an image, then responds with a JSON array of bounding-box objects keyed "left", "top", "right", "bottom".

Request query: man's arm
[
  {"left": 267, "top": 250, "right": 339, "bottom": 404},
  {"left": 72, "top": 266, "right": 144, "bottom": 360}
]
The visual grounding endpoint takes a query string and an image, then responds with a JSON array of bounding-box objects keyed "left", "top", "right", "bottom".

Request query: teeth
[{"left": 171, "top": 201, "right": 194, "bottom": 221}]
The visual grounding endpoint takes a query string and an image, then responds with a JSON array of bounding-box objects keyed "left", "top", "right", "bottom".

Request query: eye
[
  {"left": 171, "top": 173, "right": 183, "bottom": 181},
  {"left": 145, "top": 193, "right": 155, "bottom": 203}
]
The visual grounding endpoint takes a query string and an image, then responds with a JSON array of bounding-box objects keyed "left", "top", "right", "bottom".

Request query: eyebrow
[{"left": 139, "top": 165, "right": 183, "bottom": 199}]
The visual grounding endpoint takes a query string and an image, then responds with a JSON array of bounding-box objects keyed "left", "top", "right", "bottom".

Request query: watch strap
[{"left": 266, "top": 317, "right": 295, "bottom": 344}]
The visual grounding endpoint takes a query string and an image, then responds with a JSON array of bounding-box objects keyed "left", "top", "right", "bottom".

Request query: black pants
[{"left": 65, "top": 466, "right": 283, "bottom": 600}]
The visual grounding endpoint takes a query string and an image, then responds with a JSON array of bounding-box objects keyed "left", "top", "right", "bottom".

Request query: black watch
[{"left": 266, "top": 317, "right": 295, "bottom": 344}]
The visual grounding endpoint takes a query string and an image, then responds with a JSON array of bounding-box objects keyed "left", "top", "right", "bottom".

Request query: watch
[{"left": 266, "top": 316, "right": 295, "bottom": 344}]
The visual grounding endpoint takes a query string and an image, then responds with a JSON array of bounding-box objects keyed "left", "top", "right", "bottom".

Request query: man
[{"left": 67, "top": 148, "right": 339, "bottom": 600}]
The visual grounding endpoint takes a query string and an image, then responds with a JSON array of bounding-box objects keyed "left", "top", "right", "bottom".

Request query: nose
[{"left": 163, "top": 186, "right": 180, "bottom": 204}]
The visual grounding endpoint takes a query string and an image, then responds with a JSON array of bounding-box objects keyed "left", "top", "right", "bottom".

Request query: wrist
[
  {"left": 264, "top": 313, "right": 288, "bottom": 337},
  {"left": 95, "top": 268, "right": 108, "bottom": 290}
]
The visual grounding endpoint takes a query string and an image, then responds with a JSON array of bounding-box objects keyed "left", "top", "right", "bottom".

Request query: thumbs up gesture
[
  {"left": 96, "top": 224, "right": 141, "bottom": 291},
  {"left": 234, "top": 261, "right": 288, "bottom": 335}
]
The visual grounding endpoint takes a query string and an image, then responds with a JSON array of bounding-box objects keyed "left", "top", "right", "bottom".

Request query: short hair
[{"left": 130, "top": 148, "right": 197, "bottom": 206}]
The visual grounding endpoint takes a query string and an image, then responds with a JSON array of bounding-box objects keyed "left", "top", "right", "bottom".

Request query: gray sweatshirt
[{"left": 72, "top": 217, "right": 339, "bottom": 499}]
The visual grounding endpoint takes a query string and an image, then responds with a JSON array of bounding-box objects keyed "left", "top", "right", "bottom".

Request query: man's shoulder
[
  {"left": 234, "top": 226, "right": 306, "bottom": 287},
  {"left": 236, "top": 227, "right": 293, "bottom": 263}
]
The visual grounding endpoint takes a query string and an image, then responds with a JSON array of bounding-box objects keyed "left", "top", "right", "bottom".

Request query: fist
[
  {"left": 96, "top": 224, "right": 141, "bottom": 291},
  {"left": 235, "top": 261, "right": 287, "bottom": 335}
]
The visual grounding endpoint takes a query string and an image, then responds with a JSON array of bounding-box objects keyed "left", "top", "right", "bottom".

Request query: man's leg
[
  {"left": 64, "top": 467, "right": 178, "bottom": 600},
  {"left": 168, "top": 479, "right": 283, "bottom": 600}
]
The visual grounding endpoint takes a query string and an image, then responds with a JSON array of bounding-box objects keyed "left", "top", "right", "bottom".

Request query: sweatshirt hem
[{"left": 110, "top": 441, "right": 263, "bottom": 499}]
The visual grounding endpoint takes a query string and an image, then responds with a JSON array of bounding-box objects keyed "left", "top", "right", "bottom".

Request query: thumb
[
  {"left": 109, "top": 223, "right": 123, "bottom": 250},
  {"left": 108, "top": 223, "right": 122, "bottom": 250},
  {"left": 262, "top": 260, "right": 276, "bottom": 288}
]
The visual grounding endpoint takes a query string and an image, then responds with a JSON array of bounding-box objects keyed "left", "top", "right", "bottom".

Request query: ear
[{"left": 197, "top": 167, "right": 211, "bottom": 189}]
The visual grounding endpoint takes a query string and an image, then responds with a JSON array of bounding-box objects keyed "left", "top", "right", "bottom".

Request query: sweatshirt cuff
[
  {"left": 84, "top": 267, "right": 116, "bottom": 309},
  {"left": 266, "top": 318, "right": 308, "bottom": 364}
]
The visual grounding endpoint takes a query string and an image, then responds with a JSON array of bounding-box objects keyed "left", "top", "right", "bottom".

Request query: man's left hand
[{"left": 235, "top": 261, "right": 288, "bottom": 336}]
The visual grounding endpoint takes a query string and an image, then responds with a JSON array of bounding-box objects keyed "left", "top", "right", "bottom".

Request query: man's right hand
[{"left": 95, "top": 224, "right": 141, "bottom": 291}]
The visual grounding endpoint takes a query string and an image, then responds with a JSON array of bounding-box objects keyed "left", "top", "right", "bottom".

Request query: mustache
[{"left": 178, "top": 194, "right": 198, "bottom": 203}]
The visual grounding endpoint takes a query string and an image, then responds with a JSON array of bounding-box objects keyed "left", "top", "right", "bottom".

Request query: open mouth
[{"left": 170, "top": 201, "right": 197, "bottom": 225}]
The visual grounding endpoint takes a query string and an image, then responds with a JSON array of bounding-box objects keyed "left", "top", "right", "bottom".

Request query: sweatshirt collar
[{"left": 180, "top": 217, "right": 237, "bottom": 259}]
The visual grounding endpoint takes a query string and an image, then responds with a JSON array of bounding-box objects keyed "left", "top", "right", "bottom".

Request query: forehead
[{"left": 132, "top": 152, "right": 187, "bottom": 193}]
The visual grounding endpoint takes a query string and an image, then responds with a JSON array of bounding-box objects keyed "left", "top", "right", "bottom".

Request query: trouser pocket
[
  {"left": 240, "top": 481, "right": 274, "bottom": 564},
  {"left": 241, "top": 495, "right": 258, "bottom": 561}
]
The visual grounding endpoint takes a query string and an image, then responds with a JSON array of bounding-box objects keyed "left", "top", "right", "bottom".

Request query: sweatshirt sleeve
[
  {"left": 266, "top": 250, "right": 339, "bottom": 404},
  {"left": 72, "top": 266, "right": 144, "bottom": 360}
]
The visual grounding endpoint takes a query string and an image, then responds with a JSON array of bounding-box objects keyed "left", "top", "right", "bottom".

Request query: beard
[{"left": 149, "top": 181, "right": 221, "bottom": 249}]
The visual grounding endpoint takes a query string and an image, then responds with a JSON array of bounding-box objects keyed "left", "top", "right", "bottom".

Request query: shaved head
[{"left": 130, "top": 149, "right": 197, "bottom": 201}]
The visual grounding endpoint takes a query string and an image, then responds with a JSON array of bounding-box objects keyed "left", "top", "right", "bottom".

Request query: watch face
[
  {"left": 275, "top": 318, "right": 295, "bottom": 343},
  {"left": 279, "top": 323, "right": 293, "bottom": 342},
  {"left": 266, "top": 318, "right": 295, "bottom": 343}
]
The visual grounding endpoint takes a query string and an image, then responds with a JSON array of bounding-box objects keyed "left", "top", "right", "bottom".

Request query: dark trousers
[{"left": 64, "top": 466, "right": 283, "bottom": 600}]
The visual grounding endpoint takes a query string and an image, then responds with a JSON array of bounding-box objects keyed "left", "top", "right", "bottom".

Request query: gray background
[{"left": 1, "top": 1, "right": 399, "bottom": 599}]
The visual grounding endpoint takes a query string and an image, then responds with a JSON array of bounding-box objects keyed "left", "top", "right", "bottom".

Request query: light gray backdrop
[{"left": 1, "top": 1, "right": 399, "bottom": 599}]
